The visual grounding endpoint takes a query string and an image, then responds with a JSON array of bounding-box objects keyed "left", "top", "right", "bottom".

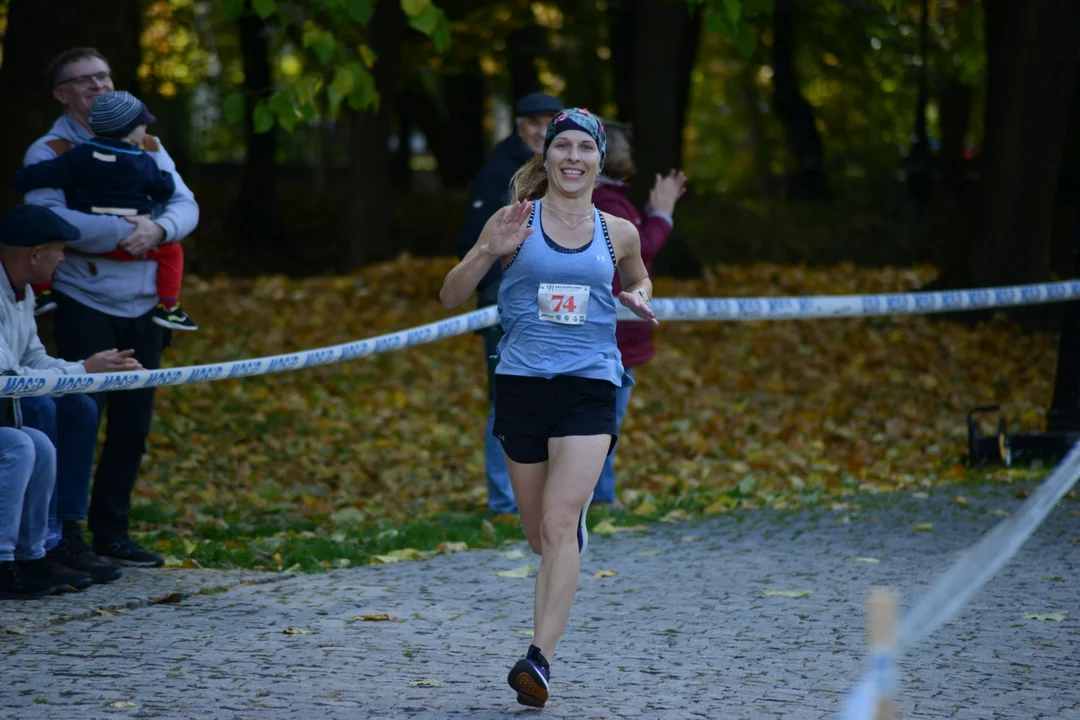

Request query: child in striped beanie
[{"left": 14, "top": 91, "right": 197, "bottom": 331}]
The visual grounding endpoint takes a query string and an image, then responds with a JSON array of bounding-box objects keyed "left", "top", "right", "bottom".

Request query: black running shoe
[
  {"left": 93, "top": 537, "right": 164, "bottom": 568},
  {"left": 508, "top": 645, "right": 551, "bottom": 707},
  {"left": 47, "top": 534, "right": 122, "bottom": 583},
  {"left": 0, "top": 560, "right": 55, "bottom": 599},
  {"left": 22, "top": 555, "right": 92, "bottom": 593},
  {"left": 151, "top": 302, "right": 198, "bottom": 331}
]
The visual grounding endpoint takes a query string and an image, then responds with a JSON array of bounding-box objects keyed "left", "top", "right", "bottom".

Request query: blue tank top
[{"left": 495, "top": 200, "right": 630, "bottom": 387}]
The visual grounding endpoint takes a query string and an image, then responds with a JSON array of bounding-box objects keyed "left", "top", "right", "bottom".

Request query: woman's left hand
[{"left": 618, "top": 290, "right": 659, "bottom": 326}]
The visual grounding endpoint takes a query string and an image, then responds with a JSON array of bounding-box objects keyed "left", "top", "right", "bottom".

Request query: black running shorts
[{"left": 493, "top": 373, "right": 618, "bottom": 464}]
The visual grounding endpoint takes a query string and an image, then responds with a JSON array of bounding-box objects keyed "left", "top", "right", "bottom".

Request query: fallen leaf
[
  {"left": 633, "top": 499, "right": 657, "bottom": 515},
  {"left": 5, "top": 627, "right": 26, "bottom": 635},
  {"left": 593, "top": 569, "right": 618, "bottom": 578},
  {"left": 437, "top": 541, "right": 468, "bottom": 554},
  {"left": 680, "top": 535, "right": 701, "bottom": 543},
  {"left": 854, "top": 557, "right": 880, "bottom": 564},
  {"left": 910, "top": 522, "right": 934, "bottom": 532},
  {"left": 992, "top": 508, "right": 1010, "bottom": 517},
  {"left": 637, "top": 550, "right": 662, "bottom": 556},
  {"left": 496, "top": 564, "right": 535, "bottom": 578},
  {"left": 1024, "top": 612, "right": 1067, "bottom": 622},
  {"left": 496, "top": 549, "right": 525, "bottom": 559},
  {"left": 591, "top": 520, "right": 646, "bottom": 534},
  {"left": 282, "top": 627, "right": 311, "bottom": 635},
  {"left": 353, "top": 613, "right": 403, "bottom": 622},
  {"left": 149, "top": 592, "right": 183, "bottom": 605},
  {"left": 108, "top": 701, "right": 136, "bottom": 708},
  {"left": 372, "top": 554, "right": 400, "bottom": 564},
  {"left": 661, "top": 509, "right": 692, "bottom": 522},
  {"left": 515, "top": 630, "right": 534, "bottom": 636},
  {"left": 409, "top": 679, "right": 443, "bottom": 687},
  {"left": 764, "top": 590, "right": 811, "bottom": 598},
  {"left": 953, "top": 496, "right": 969, "bottom": 507},
  {"left": 911, "top": 492, "right": 929, "bottom": 499},
  {"left": 704, "top": 497, "right": 735, "bottom": 514},
  {"left": 95, "top": 609, "right": 114, "bottom": 616},
  {"left": 481, "top": 519, "right": 498, "bottom": 535}
]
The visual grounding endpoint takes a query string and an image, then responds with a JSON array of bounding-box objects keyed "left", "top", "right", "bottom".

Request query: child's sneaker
[
  {"left": 151, "top": 302, "right": 197, "bottom": 331},
  {"left": 34, "top": 289, "right": 57, "bottom": 316},
  {"left": 508, "top": 645, "right": 551, "bottom": 707}
]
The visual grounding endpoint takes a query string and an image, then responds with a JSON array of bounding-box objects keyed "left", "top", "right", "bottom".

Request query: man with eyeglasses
[{"left": 20, "top": 47, "right": 200, "bottom": 569}]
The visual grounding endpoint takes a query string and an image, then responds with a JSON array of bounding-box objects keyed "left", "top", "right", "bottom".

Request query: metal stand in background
[{"left": 968, "top": 223, "right": 1080, "bottom": 468}]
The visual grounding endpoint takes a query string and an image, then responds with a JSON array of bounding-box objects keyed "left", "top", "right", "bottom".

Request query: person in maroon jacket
[{"left": 591, "top": 121, "right": 686, "bottom": 505}]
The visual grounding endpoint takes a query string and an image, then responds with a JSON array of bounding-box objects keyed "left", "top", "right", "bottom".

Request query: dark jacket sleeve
[
  {"left": 140, "top": 155, "right": 177, "bottom": 204},
  {"left": 458, "top": 160, "right": 516, "bottom": 306},
  {"left": 637, "top": 213, "right": 673, "bottom": 265},
  {"left": 13, "top": 153, "right": 74, "bottom": 195}
]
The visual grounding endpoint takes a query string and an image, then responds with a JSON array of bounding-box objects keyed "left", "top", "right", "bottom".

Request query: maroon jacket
[{"left": 592, "top": 178, "right": 672, "bottom": 368}]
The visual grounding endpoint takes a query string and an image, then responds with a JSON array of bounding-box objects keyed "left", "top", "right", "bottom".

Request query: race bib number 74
[{"left": 538, "top": 283, "right": 590, "bottom": 325}]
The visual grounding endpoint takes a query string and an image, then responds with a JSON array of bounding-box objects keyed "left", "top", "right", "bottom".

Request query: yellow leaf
[
  {"left": 283, "top": 627, "right": 311, "bottom": 634},
  {"left": 108, "top": 700, "right": 136, "bottom": 708},
  {"left": 637, "top": 550, "right": 662, "bottom": 557},
  {"left": 181, "top": 539, "right": 198, "bottom": 555},
  {"left": 496, "top": 563, "right": 535, "bottom": 578},
  {"left": 372, "top": 554, "right": 400, "bottom": 564},
  {"left": 680, "top": 535, "right": 701, "bottom": 543},
  {"left": 764, "top": 589, "right": 811, "bottom": 598},
  {"left": 409, "top": 679, "right": 442, "bottom": 687},
  {"left": 661, "top": 509, "right": 692, "bottom": 522},
  {"left": 496, "top": 549, "right": 525, "bottom": 559},
  {"left": 353, "top": 613, "right": 403, "bottom": 622},
  {"left": 437, "top": 541, "right": 468, "bottom": 553},
  {"left": 480, "top": 519, "right": 497, "bottom": 535},
  {"left": 1024, "top": 612, "right": 1067, "bottom": 622},
  {"left": 854, "top": 557, "right": 880, "bottom": 564},
  {"left": 704, "top": 496, "right": 735, "bottom": 514},
  {"left": 593, "top": 569, "right": 618, "bottom": 578},
  {"left": 953, "top": 496, "right": 969, "bottom": 507},
  {"left": 633, "top": 499, "right": 657, "bottom": 515},
  {"left": 910, "top": 522, "right": 933, "bottom": 532},
  {"left": 992, "top": 508, "right": 1010, "bottom": 517}
]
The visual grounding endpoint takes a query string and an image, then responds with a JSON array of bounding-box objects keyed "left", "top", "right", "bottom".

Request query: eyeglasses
[{"left": 54, "top": 71, "right": 112, "bottom": 89}]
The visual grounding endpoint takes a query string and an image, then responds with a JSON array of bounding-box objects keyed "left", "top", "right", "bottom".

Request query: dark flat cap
[
  {"left": 0, "top": 204, "right": 80, "bottom": 247},
  {"left": 515, "top": 92, "right": 563, "bottom": 118}
]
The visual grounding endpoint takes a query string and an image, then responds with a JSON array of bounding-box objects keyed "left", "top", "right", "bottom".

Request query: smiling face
[
  {"left": 52, "top": 55, "right": 114, "bottom": 127},
  {"left": 544, "top": 129, "right": 601, "bottom": 198}
]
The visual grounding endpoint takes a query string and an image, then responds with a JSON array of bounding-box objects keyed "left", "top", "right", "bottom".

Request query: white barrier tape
[
  {"left": 619, "top": 278, "right": 1080, "bottom": 321},
  {"left": 0, "top": 305, "right": 500, "bottom": 398},
  {"left": 836, "top": 442, "right": 1080, "bottom": 717},
  {"left": 2, "top": 279, "right": 1076, "bottom": 397}
]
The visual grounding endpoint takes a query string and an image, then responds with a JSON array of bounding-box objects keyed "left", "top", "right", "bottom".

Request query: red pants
[{"left": 34, "top": 242, "right": 184, "bottom": 303}]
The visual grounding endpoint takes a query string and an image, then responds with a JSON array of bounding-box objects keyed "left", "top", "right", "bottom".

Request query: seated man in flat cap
[{"left": 0, "top": 205, "right": 143, "bottom": 597}]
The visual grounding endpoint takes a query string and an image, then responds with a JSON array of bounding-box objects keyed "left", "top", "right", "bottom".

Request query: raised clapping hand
[
  {"left": 648, "top": 169, "right": 688, "bottom": 215},
  {"left": 83, "top": 349, "right": 144, "bottom": 374},
  {"left": 618, "top": 290, "right": 659, "bottom": 326},
  {"left": 483, "top": 200, "right": 533, "bottom": 258}
]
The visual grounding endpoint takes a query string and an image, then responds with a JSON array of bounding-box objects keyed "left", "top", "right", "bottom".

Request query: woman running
[{"left": 439, "top": 108, "right": 657, "bottom": 707}]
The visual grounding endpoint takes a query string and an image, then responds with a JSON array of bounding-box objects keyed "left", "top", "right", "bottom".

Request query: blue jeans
[
  {"left": 20, "top": 394, "right": 99, "bottom": 550},
  {"left": 482, "top": 326, "right": 516, "bottom": 514},
  {"left": 0, "top": 426, "right": 56, "bottom": 561},
  {"left": 592, "top": 367, "right": 634, "bottom": 503}
]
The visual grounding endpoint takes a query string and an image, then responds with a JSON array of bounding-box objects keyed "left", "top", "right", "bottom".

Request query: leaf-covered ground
[{"left": 134, "top": 257, "right": 1059, "bottom": 570}]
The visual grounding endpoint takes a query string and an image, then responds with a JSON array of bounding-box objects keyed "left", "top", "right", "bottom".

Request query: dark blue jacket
[
  {"left": 457, "top": 133, "right": 535, "bottom": 306},
  {"left": 14, "top": 137, "right": 175, "bottom": 216}
]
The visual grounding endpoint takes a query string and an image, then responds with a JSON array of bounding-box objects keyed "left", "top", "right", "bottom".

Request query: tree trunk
[
  {"left": 960, "top": 0, "right": 1080, "bottom": 288},
  {"left": 507, "top": 24, "right": 545, "bottom": 104},
  {"left": 228, "top": 6, "right": 280, "bottom": 254},
  {"left": 0, "top": 0, "right": 141, "bottom": 212},
  {"left": 346, "top": 0, "right": 405, "bottom": 269},
  {"left": 439, "top": 64, "right": 486, "bottom": 189},
  {"left": 907, "top": 0, "right": 932, "bottom": 204},
  {"left": 771, "top": 0, "right": 828, "bottom": 201},
  {"left": 628, "top": 0, "right": 700, "bottom": 207},
  {"left": 607, "top": 0, "right": 636, "bottom": 123}
]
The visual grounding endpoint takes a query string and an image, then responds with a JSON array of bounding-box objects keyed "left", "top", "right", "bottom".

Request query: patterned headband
[{"left": 543, "top": 108, "right": 607, "bottom": 169}]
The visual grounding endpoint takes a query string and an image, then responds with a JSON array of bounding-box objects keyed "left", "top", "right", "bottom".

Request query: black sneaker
[
  {"left": 93, "top": 537, "right": 164, "bottom": 568},
  {"left": 34, "top": 289, "right": 57, "bottom": 317},
  {"left": 151, "top": 302, "right": 198, "bottom": 331},
  {"left": 0, "top": 560, "right": 55, "bottom": 599},
  {"left": 508, "top": 645, "right": 551, "bottom": 707},
  {"left": 25, "top": 555, "right": 93, "bottom": 593},
  {"left": 47, "top": 534, "right": 123, "bottom": 583}
]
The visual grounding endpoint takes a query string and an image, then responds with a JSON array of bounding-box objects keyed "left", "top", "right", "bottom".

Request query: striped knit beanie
[
  {"left": 89, "top": 91, "right": 157, "bottom": 139},
  {"left": 543, "top": 108, "right": 607, "bottom": 169}
]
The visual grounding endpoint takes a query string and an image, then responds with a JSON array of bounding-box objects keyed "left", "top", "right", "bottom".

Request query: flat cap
[
  {"left": 514, "top": 92, "right": 563, "bottom": 118},
  {"left": 0, "top": 204, "right": 80, "bottom": 247}
]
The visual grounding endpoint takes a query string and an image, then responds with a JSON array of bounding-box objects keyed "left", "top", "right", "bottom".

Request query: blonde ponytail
[{"left": 509, "top": 154, "right": 548, "bottom": 202}]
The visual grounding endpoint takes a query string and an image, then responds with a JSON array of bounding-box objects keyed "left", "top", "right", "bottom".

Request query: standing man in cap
[
  {"left": 0, "top": 204, "right": 144, "bottom": 597},
  {"left": 457, "top": 91, "right": 563, "bottom": 516},
  {"left": 21, "top": 47, "right": 199, "bottom": 568}
]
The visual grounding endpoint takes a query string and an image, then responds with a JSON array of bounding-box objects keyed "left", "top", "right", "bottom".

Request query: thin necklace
[{"left": 542, "top": 200, "right": 593, "bottom": 229}]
